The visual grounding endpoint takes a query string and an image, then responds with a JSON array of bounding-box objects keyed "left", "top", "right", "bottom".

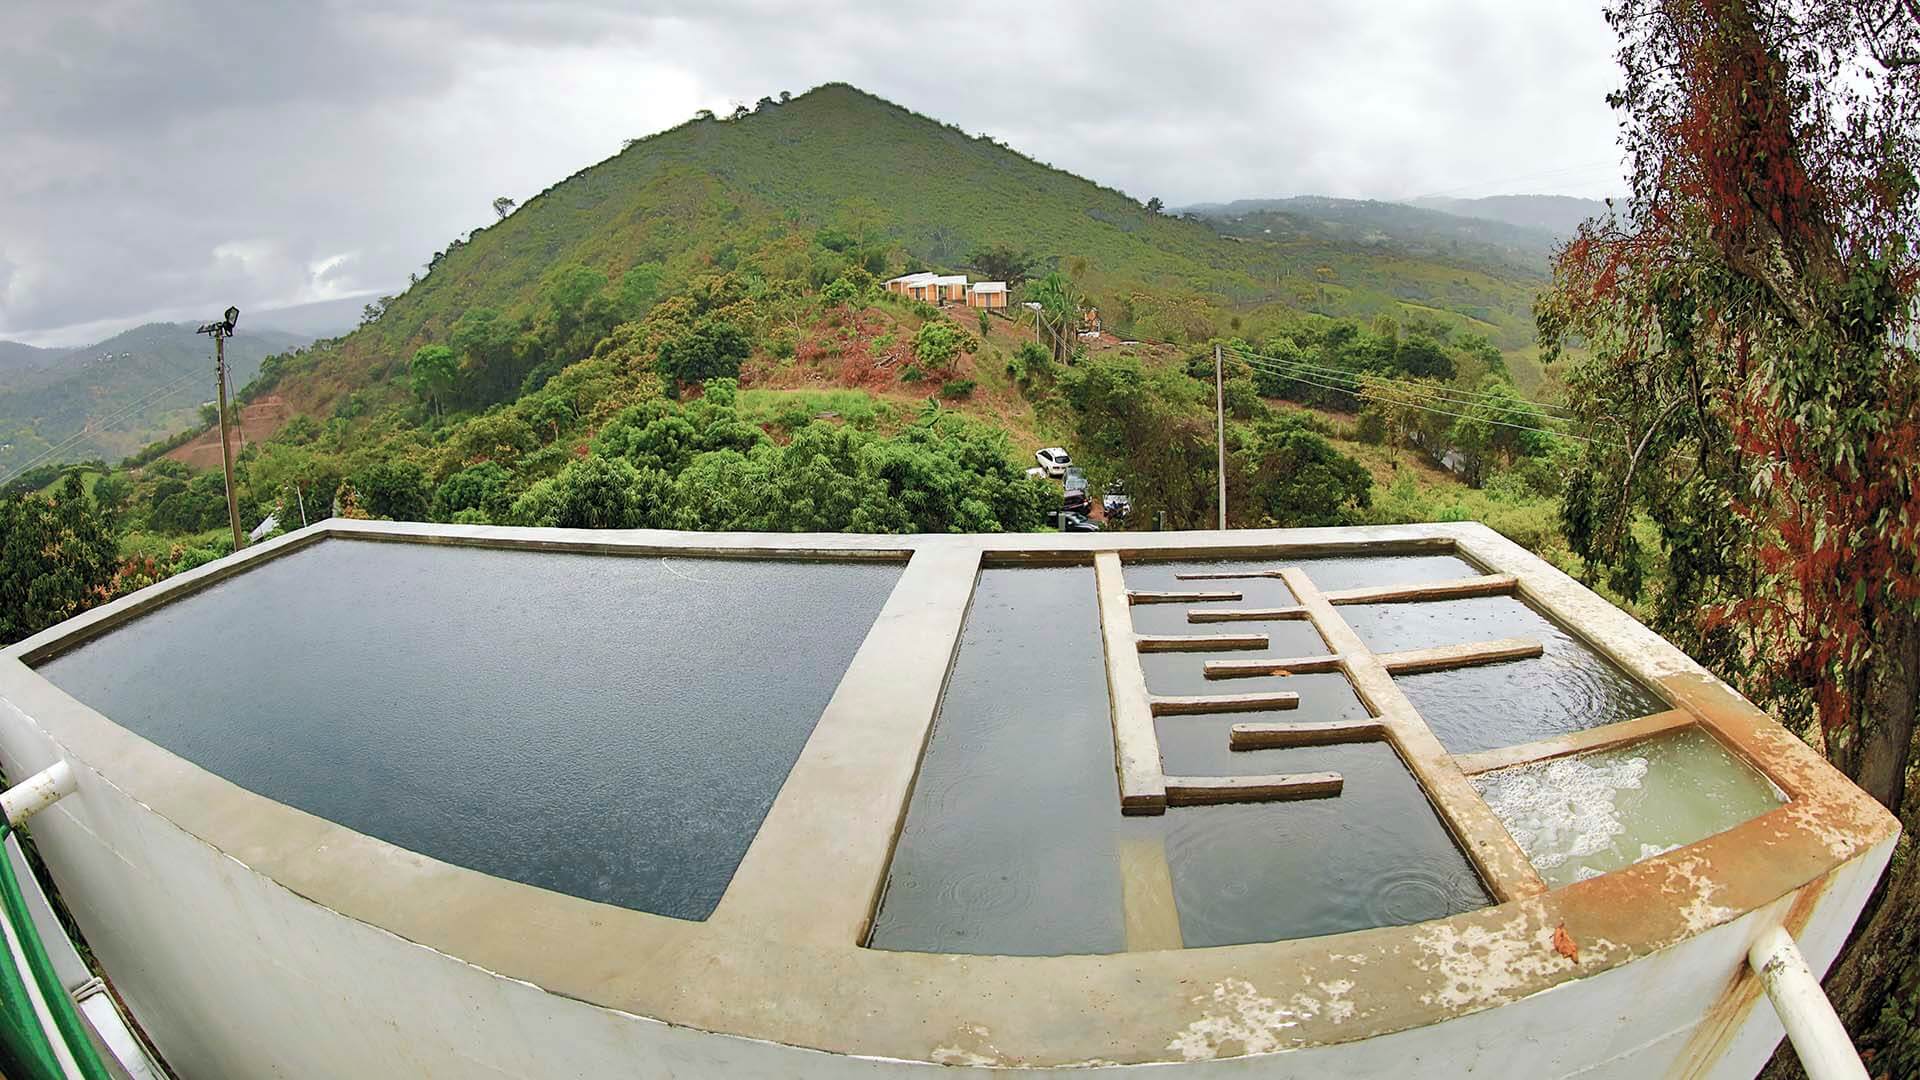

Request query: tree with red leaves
[{"left": 1538, "top": 1, "right": 1918, "bottom": 1070}]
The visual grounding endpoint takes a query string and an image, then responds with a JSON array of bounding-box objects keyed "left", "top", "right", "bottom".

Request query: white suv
[{"left": 1034, "top": 447, "right": 1072, "bottom": 477}]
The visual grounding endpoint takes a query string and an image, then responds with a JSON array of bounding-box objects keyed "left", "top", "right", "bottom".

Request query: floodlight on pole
[{"left": 196, "top": 307, "right": 245, "bottom": 551}]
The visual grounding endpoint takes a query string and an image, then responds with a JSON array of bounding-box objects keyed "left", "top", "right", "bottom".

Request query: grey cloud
[{"left": 0, "top": 0, "right": 1623, "bottom": 345}]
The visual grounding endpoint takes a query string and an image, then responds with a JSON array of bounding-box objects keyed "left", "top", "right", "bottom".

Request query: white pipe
[
  {"left": 1748, "top": 924, "right": 1869, "bottom": 1080},
  {"left": 1, "top": 761, "right": 75, "bottom": 827}
]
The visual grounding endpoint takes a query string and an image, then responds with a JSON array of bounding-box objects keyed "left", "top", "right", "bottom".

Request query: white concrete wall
[{"left": 0, "top": 687, "right": 1889, "bottom": 1079}]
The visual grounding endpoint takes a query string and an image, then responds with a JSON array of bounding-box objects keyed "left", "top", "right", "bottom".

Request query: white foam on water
[{"left": 1472, "top": 755, "right": 1650, "bottom": 873}]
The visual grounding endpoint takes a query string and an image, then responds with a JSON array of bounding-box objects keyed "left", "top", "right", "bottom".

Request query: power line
[
  {"left": 1226, "top": 349, "right": 1588, "bottom": 432},
  {"left": 1226, "top": 344, "right": 1580, "bottom": 418},
  {"left": 0, "top": 369, "right": 207, "bottom": 488},
  {"left": 1113, "top": 327, "right": 1581, "bottom": 417},
  {"left": 1227, "top": 351, "right": 1606, "bottom": 444}
]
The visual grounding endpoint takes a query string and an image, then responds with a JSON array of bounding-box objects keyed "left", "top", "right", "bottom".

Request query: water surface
[
  {"left": 868, "top": 567, "right": 1126, "bottom": 955},
  {"left": 1472, "top": 728, "right": 1783, "bottom": 887},
  {"left": 1341, "top": 596, "right": 1668, "bottom": 753},
  {"left": 39, "top": 539, "right": 900, "bottom": 919}
]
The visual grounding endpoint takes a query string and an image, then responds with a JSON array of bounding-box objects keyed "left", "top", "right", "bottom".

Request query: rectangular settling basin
[
  {"left": 870, "top": 559, "right": 1492, "bottom": 955},
  {"left": 35, "top": 539, "right": 901, "bottom": 919}
]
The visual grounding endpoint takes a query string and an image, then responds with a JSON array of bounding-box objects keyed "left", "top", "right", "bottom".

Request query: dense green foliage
[{"left": 0, "top": 475, "right": 119, "bottom": 642}]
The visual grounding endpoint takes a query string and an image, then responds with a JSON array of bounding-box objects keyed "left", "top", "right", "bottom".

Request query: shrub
[
  {"left": 912, "top": 319, "right": 967, "bottom": 372},
  {"left": 940, "top": 379, "right": 977, "bottom": 400}
]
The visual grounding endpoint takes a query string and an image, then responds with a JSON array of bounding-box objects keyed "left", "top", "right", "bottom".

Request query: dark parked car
[
  {"left": 1046, "top": 510, "right": 1102, "bottom": 532},
  {"left": 1062, "top": 487, "right": 1092, "bottom": 514}
]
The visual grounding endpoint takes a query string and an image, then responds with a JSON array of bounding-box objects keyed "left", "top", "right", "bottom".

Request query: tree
[
  {"left": 509, "top": 455, "right": 659, "bottom": 529},
  {"left": 1063, "top": 354, "right": 1218, "bottom": 527},
  {"left": 616, "top": 263, "right": 665, "bottom": 318},
  {"left": 350, "top": 461, "right": 431, "bottom": 522},
  {"left": 434, "top": 462, "right": 514, "bottom": 522},
  {"left": 1145, "top": 196, "right": 1165, "bottom": 214},
  {"left": 655, "top": 317, "right": 750, "bottom": 389},
  {"left": 409, "top": 345, "right": 459, "bottom": 416},
  {"left": 0, "top": 475, "right": 119, "bottom": 645},
  {"left": 1234, "top": 413, "right": 1372, "bottom": 527},
  {"left": 912, "top": 319, "right": 966, "bottom": 376},
  {"left": 1026, "top": 272, "right": 1081, "bottom": 364},
  {"left": 967, "top": 242, "right": 1033, "bottom": 287},
  {"left": 491, "top": 196, "right": 515, "bottom": 220},
  {"left": 450, "top": 307, "right": 522, "bottom": 406},
  {"left": 1535, "top": 2, "right": 1919, "bottom": 1067}
]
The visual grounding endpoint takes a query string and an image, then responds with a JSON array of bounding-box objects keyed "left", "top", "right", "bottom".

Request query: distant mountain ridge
[
  {"left": 0, "top": 322, "right": 310, "bottom": 477},
  {"left": 0, "top": 341, "right": 59, "bottom": 379},
  {"left": 1409, "top": 194, "right": 1614, "bottom": 240},
  {"left": 1177, "top": 196, "right": 1564, "bottom": 278}
]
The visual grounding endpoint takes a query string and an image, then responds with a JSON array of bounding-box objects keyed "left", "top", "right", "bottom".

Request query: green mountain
[
  {"left": 0, "top": 322, "right": 309, "bottom": 477},
  {"left": 261, "top": 84, "right": 1553, "bottom": 419}
]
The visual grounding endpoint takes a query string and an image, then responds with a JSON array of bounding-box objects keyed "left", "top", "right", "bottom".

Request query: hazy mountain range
[{"left": 0, "top": 322, "right": 313, "bottom": 478}]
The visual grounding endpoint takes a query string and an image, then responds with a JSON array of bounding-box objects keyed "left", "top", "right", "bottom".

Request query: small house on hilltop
[
  {"left": 933, "top": 275, "right": 969, "bottom": 303},
  {"left": 885, "top": 272, "right": 939, "bottom": 303},
  {"left": 885, "top": 272, "right": 1007, "bottom": 309},
  {"left": 966, "top": 281, "right": 1008, "bottom": 310}
]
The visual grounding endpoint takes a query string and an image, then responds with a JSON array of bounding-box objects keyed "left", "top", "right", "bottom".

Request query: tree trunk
[
  {"left": 1838, "top": 616, "right": 1920, "bottom": 813},
  {"left": 1764, "top": 615, "right": 1920, "bottom": 1080}
]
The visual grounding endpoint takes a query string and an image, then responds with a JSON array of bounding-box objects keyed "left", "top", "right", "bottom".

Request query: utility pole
[
  {"left": 197, "top": 307, "right": 244, "bottom": 551},
  {"left": 1214, "top": 342, "right": 1227, "bottom": 530}
]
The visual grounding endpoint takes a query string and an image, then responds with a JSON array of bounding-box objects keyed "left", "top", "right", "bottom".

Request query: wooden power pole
[
  {"left": 198, "top": 307, "right": 245, "bottom": 551},
  {"left": 1214, "top": 343, "right": 1227, "bottom": 530}
]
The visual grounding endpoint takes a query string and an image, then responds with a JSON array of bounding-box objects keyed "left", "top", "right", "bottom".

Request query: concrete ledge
[
  {"left": 1094, "top": 553, "right": 1166, "bottom": 815},
  {"left": 1127, "top": 589, "right": 1241, "bottom": 604},
  {"left": 1165, "top": 773, "right": 1345, "bottom": 804},
  {"left": 1151, "top": 692, "right": 1300, "bottom": 717},
  {"left": 1379, "top": 637, "right": 1545, "bottom": 675},
  {"left": 1324, "top": 573, "right": 1519, "bottom": 606},
  {"left": 1279, "top": 567, "right": 1548, "bottom": 902},
  {"left": 1231, "top": 720, "right": 1390, "bottom": 749},
  {"left": 1186, "top": 605, "right": 1310, "bottom": 623},
  {"left": 1204, "top": 653, "right": 1346, "bottom": 679},
  {"left": 1135, "top": 632, "right": 1268, "bottom": 652},
  {"left": 1454, "top": 709, "right": 1697, "bottom": 775}
]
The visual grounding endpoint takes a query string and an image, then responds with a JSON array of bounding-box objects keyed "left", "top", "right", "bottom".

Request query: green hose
[{"left": 0, "top": 820, "right": 112, "bottom": 1080}]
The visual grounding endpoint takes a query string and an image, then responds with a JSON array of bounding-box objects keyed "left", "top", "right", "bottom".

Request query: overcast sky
[{"left": 0, "top": 1, "right": 1626, "bottom": 348}]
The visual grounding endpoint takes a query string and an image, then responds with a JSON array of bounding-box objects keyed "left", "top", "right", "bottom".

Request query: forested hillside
[
  {"left": 0, "top": 322, "right": 308, "bottom": 476},
  {"left": 251, "top": 83, "right": 1553, "bottom": 423}
]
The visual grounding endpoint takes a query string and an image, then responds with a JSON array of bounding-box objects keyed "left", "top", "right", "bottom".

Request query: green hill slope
[
  {"left": 0, "top": 322, "right": 308, "bottom": 477},
  {"left": 263, "top": 84, "right": 1550, "bottom": 418}
]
